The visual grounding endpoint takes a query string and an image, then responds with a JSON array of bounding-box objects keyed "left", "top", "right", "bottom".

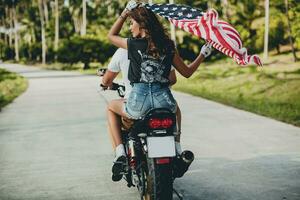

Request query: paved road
[{"left": 0, "top": 64, "right": 300, "bottom": 200}]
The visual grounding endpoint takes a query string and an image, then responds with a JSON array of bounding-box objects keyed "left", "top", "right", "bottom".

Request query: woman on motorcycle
[{"left": 106, "top": 1, "right": 212, "bottom": 181}]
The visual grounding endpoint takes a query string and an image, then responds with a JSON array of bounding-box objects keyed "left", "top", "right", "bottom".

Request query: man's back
[{"left": 107, "top": 48, "right": 132, "bottom": 98}]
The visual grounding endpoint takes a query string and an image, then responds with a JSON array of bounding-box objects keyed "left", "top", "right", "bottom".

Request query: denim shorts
[{"left": 124, "top": 83, "right": 177, "bottom": 119}]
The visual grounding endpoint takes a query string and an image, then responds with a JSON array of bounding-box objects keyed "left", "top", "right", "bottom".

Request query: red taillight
[
  {"left": 149, "top": 118, "right": 162, "bottom": 129},
  {"left": 149, "top": 118, "right": 173, "bottom": 129},
  {"left": 156, "top": 158, "right": 170, "bottom": 164},
  {"left": 161, "top": 118, "right": 173, "bottom": 128}
]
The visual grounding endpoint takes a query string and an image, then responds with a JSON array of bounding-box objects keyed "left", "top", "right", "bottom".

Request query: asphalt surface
[{"left": 0, "top": 64, "right": 300, "bottom": 200}]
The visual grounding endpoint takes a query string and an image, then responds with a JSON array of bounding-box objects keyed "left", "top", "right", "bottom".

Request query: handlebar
[
  {"left": 111, "top": 83, "right": 126, "bottom": 98},
  {"left": 96, "top": 68, "right": 107, "bottom": 77},
  {"left": 97, "top": 68, "right": 125, "bottom": 98}
]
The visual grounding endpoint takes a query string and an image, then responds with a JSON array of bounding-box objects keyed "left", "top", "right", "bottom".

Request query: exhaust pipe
[
  {"left": 182, "top": 150, "right": 194, "bottom": 164},
  {"left": 173, "top": 150, "right": 194, "bottom": 178}
]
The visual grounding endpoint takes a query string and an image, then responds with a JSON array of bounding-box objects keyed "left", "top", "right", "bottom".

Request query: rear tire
[{"left": 145, "top": 158, "right": 173, "bottom": 200}]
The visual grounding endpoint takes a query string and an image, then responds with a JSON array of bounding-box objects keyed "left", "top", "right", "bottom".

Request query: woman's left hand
[
  {"left": 125, "top": 0, "right": 138, "bottom": 11},
  {"left": 200, "top": 43, "right": 212, "bottom": 58}
]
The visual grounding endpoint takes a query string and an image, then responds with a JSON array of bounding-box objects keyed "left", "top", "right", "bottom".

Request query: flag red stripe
[
  {"left": 208, "top": 13, "right": 236, "bottom": 54},
  {"left": 195, "top": 26, "right": 201, "bottom": 38},
  {"left": 147, "top": 4, "right": 262, "bottom": 66},
  {"left": 201, "top": 17, "right": 211, "bottom": 41},
  {"left": 227, "top": 33, "right": 242, "bottom": 49},
  {"left": 222, "top": 27, "right": 242, "bottom": 42}
]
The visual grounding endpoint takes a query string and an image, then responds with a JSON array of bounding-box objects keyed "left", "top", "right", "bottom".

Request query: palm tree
[
  {"left": 43, "top": 0, "right": 49, "bottom": 26},
  {"left": 263, "top": 0, "right": 269, "bottom": 60},
  {"left": 3, "top": 0, "right": 20, "bottom": 61},
  {"left": 38, "top": 0, "right": 47, "bottom": 64},
  {"left": 12, "top": 2, "right": 19, "bottom": 61},
  {"left": 81, "top": 0, "right": 86, "bottom": 36},
  {"left": 5, "top": 3, "right": 13, "bottom": 47},
  {"left": 54, "top": 0, "right": 59, "bottom": 51},
  {"left": 68, "top": 0, "right": 82, "bottom": 34}
]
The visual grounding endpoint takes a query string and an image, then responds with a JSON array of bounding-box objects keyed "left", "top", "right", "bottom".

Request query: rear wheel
[{"left": 144, "top": 158, "right": 173, "bottom": 200}]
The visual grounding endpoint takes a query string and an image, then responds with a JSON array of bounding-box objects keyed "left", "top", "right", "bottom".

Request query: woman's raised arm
[
  {"left": 173, "top": 43, "right": 212, "bottom": 78},
  {"left": 107, "top": 1, "right": 138, "bottom": 49},
  {"left": 107, "top": 10, "right": 129, "bottom": 49}
]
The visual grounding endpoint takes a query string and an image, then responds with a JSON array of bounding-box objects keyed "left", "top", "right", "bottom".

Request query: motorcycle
[{"left": 97, "top": 68, "right": 194, "bottom": 200}]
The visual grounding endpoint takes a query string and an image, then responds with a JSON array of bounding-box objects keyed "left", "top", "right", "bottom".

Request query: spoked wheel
[
  {"left": 142, "top": 172, "right": 152, "bottom": 200},
  {"left": 136, "top": 167, "right": 146, "bottom": 200},
  {"left": 144, "top": 158, "right": 173, "bottom": 200}
]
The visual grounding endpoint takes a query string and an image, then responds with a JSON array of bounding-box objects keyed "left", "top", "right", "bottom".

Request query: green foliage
[
  {"left": 1, "top": 45, "right": 15, "bottom": 61},
  {"left": 269, "top": 10, "right": 286, "bottom": 53},
  {"left": 57, "top": 36, "right": 116, "bottom": 69},
  {"left": 177, "top": 34, "right": 225, "bottom": 62},
  {"left": 19, "top": 43, "right": 42, "bottom": 62},
  {"left": 173, "top": 52, "right": 300, "bottom": 126},
  {"left": 0, "top": 68, "right": 28, "bottom": 109},
  {"left": 177, "top": 35, "right": 202, "bottom": 61},
  {"left": 290, "top": 1, "right": 300, "bottom": 49},
  {"left": 0, "top": 0, "right": 299, "bottom": 65}
]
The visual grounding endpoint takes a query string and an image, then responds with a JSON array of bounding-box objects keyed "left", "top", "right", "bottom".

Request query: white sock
[
  {"left": 175, "top": 142, "right": 182, "bottom": 155},
  {"left": 115, "top": 144, "right": 126, "bottom": 158}
]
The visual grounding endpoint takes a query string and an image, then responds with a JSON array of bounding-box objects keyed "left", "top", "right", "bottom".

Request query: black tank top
[{"left": 127, "top": 37, "right": 174, "bottom": 84}]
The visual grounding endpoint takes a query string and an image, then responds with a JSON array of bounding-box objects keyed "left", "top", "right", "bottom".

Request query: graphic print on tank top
[{"left": 138, "top": 50, "right": 169, "bottom": 83}]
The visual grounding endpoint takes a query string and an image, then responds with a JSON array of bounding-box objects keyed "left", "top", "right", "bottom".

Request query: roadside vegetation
[
  {"left": 1, "top": 0, "right": 299, "bottom": 70},
  {"left": 173, "top": 52, "right": 300, "bottom": 127},
  {"left": 0, "top": 68, "right": 28, "bottom": 109},
  {"left": 1, "top": 1, "right": 299, "bottom": 125}
]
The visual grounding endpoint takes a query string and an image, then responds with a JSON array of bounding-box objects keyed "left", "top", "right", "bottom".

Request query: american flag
[{"left": 144, "top": 3, "right": 262, "bottom": 66}]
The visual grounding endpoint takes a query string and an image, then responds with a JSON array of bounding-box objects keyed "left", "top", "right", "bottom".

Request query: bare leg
[
  {"left": 107, "top": 99, "right": 128, "bottom": 148},
  {"left": 106, "top": 102, "right": 117, "bottom": 149},
  {"left": 107, "top": 122, "right": 116, "bottom": 149}
]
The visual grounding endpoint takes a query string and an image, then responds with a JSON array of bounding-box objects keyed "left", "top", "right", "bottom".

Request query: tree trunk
[
  {"left": 43, "top": 0, "right": 49, "bottom": 27},
  {"left": 54, "top": 0, "right": 59, "bottom": 51},
  {"left": 2, "top": 9, "right": 8, "bottom": 46},
  {"left": 71, "top": 6, "right": 81, "bottom": 34},
  {"left": 12, "top": 5, "right": 19, "bottom": 61},
  {"left": 4, "top": 25, "right": 8, "bottom": 46},
  {"left": 263, "top": 0, "right": 269, "bottom": 60},
  {"left": 81, "top": 0, "right": 86, "bottom": 36},
  {"left": 38, "top": 0, "right": 47, "bottom": 64},
  {"left": 83, "top": 62, "right": 89, "bottom": 70},
  {"left": 285, "top": 0, "right": 298, "bottom": 62},
  {"left": 276, "top": 45, "right": 280, "bottom": 54},
  {"left": 8, "top": 8, "right": 13, "bottom": 47},
  {"left": 73, "top": 15, "right": 81, "bottom": 34},
  {"left": 1, "top": 16, "right": 5, "bottom": 42}
]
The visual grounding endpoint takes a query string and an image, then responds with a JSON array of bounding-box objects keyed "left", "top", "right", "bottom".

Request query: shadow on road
[{"left": 173, "top": 154, "right": 300, "bottom": 200}]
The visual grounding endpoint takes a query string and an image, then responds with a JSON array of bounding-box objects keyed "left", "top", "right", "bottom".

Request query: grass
[
  {"left": 173, "top": 51, "right": 300, "bottom": 127},
  {"left": 30, "top": 62, "right": 105, "bottom": 75},
  {"left": 13, "top": 50, "right": 300, "bottom": 126},
  {"left": 0, "top": 68, "right": 28, "bottom": 110}
]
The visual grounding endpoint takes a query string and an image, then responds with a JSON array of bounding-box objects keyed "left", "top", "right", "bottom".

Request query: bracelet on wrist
[
  {"left": 100, "top": 83, "right": 108, "bottom": 89},
  {"left": 119, "top": 15, "right": 125, "bottom": 19}
]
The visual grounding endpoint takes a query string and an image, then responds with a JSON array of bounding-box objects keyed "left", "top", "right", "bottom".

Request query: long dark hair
[{"left": 128, "top": 7, "right": 175, "bottom": 58}]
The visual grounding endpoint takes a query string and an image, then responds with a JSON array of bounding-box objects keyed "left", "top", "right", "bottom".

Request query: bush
[
  {"left": 0, "top": 68, "right": 28, "bottom": 109},
  {"left": 57, "top": 36, "right": 116, "bottom": 69},
  {"left": 0, "top": 40, "right": 5, "bottom": 60},
  {"left": 20, "top": 43, "right": 42, "bottom": 62},
  {"left": 269, "top": 9, "right": 287, "bottom": 53},
  {"left": 1, "top": 45, "right": 15, "bottom": 61}
]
